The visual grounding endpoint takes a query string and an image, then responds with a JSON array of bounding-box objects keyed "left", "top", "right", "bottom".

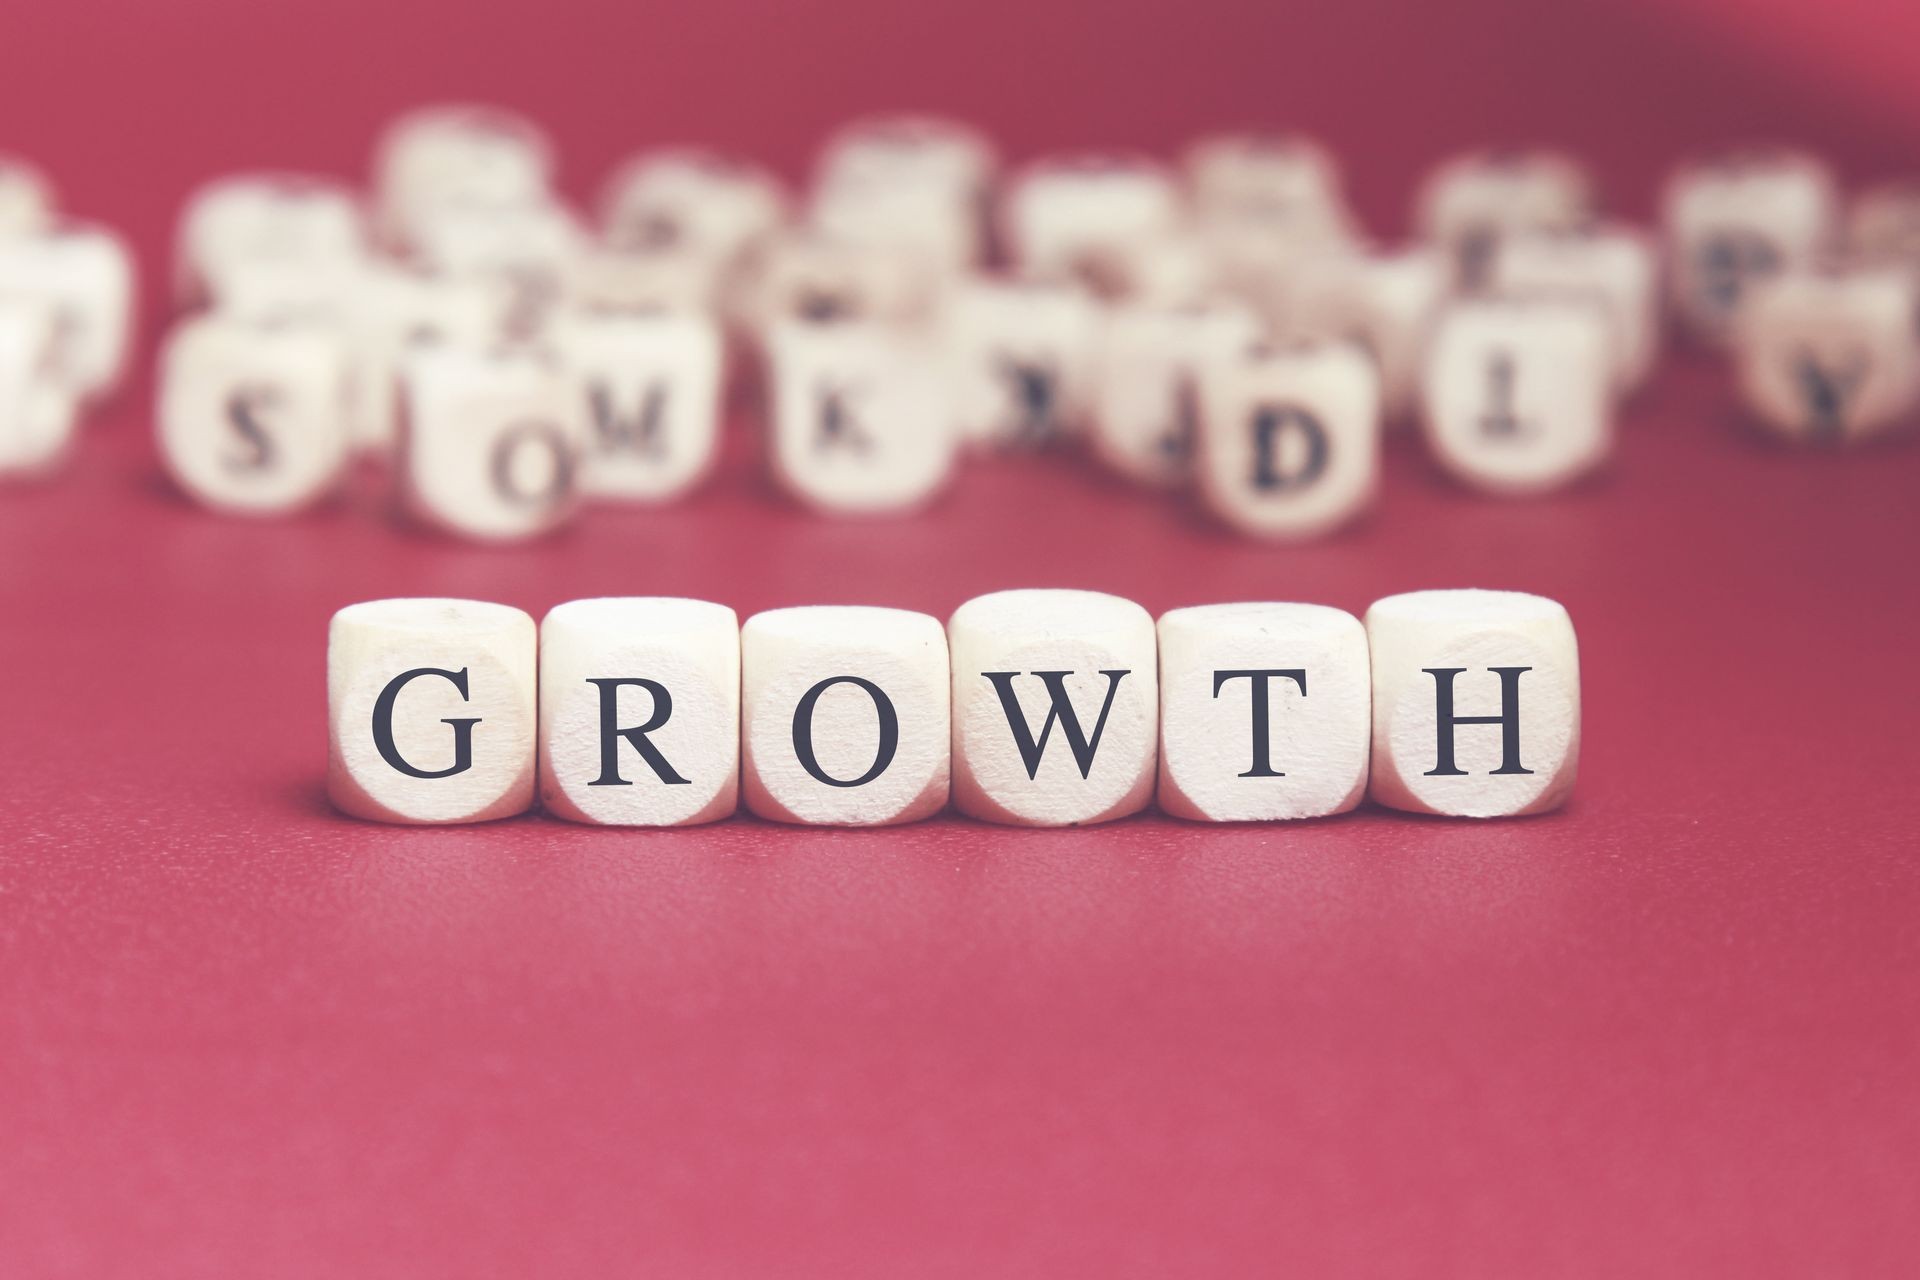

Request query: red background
[{"left": 3, "top": 1, "right": 1919, "bottom": 1275}]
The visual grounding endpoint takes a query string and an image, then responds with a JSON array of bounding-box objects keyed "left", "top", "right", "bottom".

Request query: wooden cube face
[
  {"left": 1422, "top": 298, "right": 1612, "bottom": 495},
  {"left": 0, "top": 300, "right": 76, "bottom": 478},
  {"left": 599, "top": 149, "right": 786, "bottom": 265},
  {"left": 809, "top": 117, "right": 992, "bottom": 278},
  {"left": 373, "top": 104, "right": 553, "bottom": 250},
  {"left": 539, "top": 598, "right": 740, "bottom": 826},
  {"left": 1281, "top": 247, "right": 1450, "bottom": 421},
  {"left": 175, "top": 173, "right": 367, "bottom": 310},
  {"left": 1663, "top": 150, "right": 1837, "bottom": 342},
  {"left": 344, "top": 266, "right": 506, "bottom": 452},
  {"left": 409, "top": 198, "right": 586, "bottom": 338},
  {"left": 1416, "top": 150, "right": 1592, "bottom": 287},
  {"left": 1185, "top": 133, "right": 1347, "bottom": 233},
  {"left": 1491, "top": 225, "right": 1661, "bottom": 393},
  {"left": 1003, "top": 155, "right": 1183, "bottom": 289},
  {"left": 1196, "top": 340, "right": 1380, "bottom": 539},
  {"left": 1366, "top": 589, "right": 1579, "bottom": 818},
  {"left": 157, "top": 316, "right": 352, "bottom": 515},
  {"left": 1156, "top": 603, "right": 1370, "bottom": 822},
  {"left": 560, "top": 312, "right": 722, "bottom": 502},
  {"left": 0, "top": 154, "right": 55, "bottom": 240},
  {"left": 0, "top": 222, "right": 135, "bottom": 398},
  {"left": 815, "top": 115, "right": 996, "bottom": 209},
  {"left": 767, "top": 321, "right": 956, "bottom": 514},
  {"left": 1734, "top": 268, "right": 1920, "bottom": 444},
  {"left": 949, "top": 589, "right": 1157, "bottom": 826},
  {"left": 1090, "top": 300, "right": 1260, "bottom": 487},
  {"left": 949, "top": 280, "right": 1097, "bottom": 450},
  {"left": 401, "top": 346, "right": 585, "bottom": 541},
  {"left": 328, "top": 598, "right": 537, "bottom": 824},
  {"left": 742, "top": 607, "right": 950, "bottom": 826}
]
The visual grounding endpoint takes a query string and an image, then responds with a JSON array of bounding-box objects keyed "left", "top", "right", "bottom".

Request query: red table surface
[{"left": 5, "top": 1, "right": 1920, "bottom": 1276}]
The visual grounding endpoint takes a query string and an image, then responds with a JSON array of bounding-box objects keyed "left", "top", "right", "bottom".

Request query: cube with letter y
[
  {"left": 949, "top": 590, "right": 1158, "bottom": 826},
  {"left": 328, "top": 599, "right": 537, "bottom": 824}
]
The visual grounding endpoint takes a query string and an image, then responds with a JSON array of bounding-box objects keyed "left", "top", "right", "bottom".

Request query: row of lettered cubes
[{"left": 329, "top": 588, "right": 1581, "bottom": 827}]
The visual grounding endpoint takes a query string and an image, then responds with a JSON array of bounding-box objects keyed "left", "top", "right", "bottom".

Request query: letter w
[{"left": 980, "top": 670, "right": 1130, "bottom": 780}]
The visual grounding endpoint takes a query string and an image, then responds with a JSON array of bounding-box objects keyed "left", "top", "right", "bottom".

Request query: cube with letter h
[{"left": 1366, "top": 589, "right": 1580, "bottom": 817}]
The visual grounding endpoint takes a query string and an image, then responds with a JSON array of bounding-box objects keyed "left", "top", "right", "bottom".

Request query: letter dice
[
  {"left": 0, "top": 222, "right": 136, "bottom": 399},
  {"left": 0, "top": 300, "right": 77, "bottom": 478},
  {"left": 810, "top": 115, "right": 995, "bottom": 276},
  {"left": 599, "top": 149, "right": 787, "bottom": 266},
  {"left": 1366, "top": 589, "right": 1579, "bottom": 818},
  {"left": 1280, "top": 246, "right": 1451, "bottom": 421},
  {"left": 1002, "top": 155, "right": 1184, "bottom": 293},
  {"left": 949, "top": 589, "right": 1157, "bottom": 826},
  {"left": 1490, "top": 225, "right": 1661, "bottom": 393},
  {"left": 174, "top": 173, "right": 367, "bottom": 310},
  {"left": 539, "top": 598, "right": 740, "bottom": 826},
  {"left": 328, "top": 598, "right": 537, "bottom": 824},
  {"left": 157, "top": 315, "right": 353, "bottom": 515},
  {"left": 767, "top": 320, "right": 957, "bottom": 513},
  {"left": 1663, "top": 149, "right": 1836, "bottom": 342},
  {"left": 1733, "top": 267, "right": 1920, "bottom": 444},
  {"left": 560, "top": 311, "right": 722, "bottom": 501},
  {"left": 1090, "top": 300, "right": 1260, "bottom": 487},
  {"left": 1185, "top": 133, "right": 1351, "bottom": 240},
  {"left": 1157, "top": 603, "right": 1370, "bottom": 821},
  {"left": 948, "top": 278, "right": 1098, "bottom": 450},
  {"left": 742, "top": 607, "right": 950, "bottom": 826},
  {"left": 1422, "top": 297, "right": 1612, "bottom": 494},
  {"left": 373, "top": 104, "right": 554, "bottom": 250},
  {"left": 1415, "top": 150, "right": 1592, "bottom": 287},
  {"left": 401, "top": 345, "right": 586, "bottom": 541},
  {"left": 1196, "top": 339, "right": 1380, "bottom": 539}
]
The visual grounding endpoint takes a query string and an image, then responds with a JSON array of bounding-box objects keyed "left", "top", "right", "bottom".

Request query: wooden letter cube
[
  {"left": 1003, "top": 155, "right": 1183, "bottom": 292},
  {"left": 742, "top": 606, "right": 950, "bottom": 826},
  {"left": 810, "top": 115, "right": 996, "bottom": 276},
  {"left": 1280, "top": 246, "right": 1451, "bottom": 421},
  {"left": 1663, "top": 149, "right": 1836, "bottom": 342},
  {"left": 1157, "top": 603, "right": 1370, "bottom": 821},
  {"left": 1196, "top": 339, "right": 1380, "bottom": 538},
  {"left": 561, "top": 312, "right": 722, "bottom": 502},
  {"left": 1490, "top": 225, "right": 1661, "bottom": 393},
  {"left": 1422, "top": 298, "right": 1612, "bottom": 494},
  {"left": 174, "top": 173, "right": 367, "bottom": 310},
  {"left": 768, "top": 321, "right": 956, "bottom": 513},
  {"left": 539, "top": 598, "right": 740, "bottom": 826},
  {"left": 328, "top": 598, "right": 537, "bottom": 824},
  {"left": 157, "top": 315, "right": 353, "bottom": 515},
  {"left": 949, "top": 589, "right": 1157, "bottom": 826},
  {"left": 1366, "top": 589, "right": 1579, "bottom": 817},
  {"left": 373, "top": 104, "right": 554, "bottom": 250},
  {"left": 0, "top": 300, "right": 77, "bottom": 478},
  {"left": 1090, "top": 299, "right": 1259, "bottom": 487},
  {"left": 1415, "top": 150, "right": 1592, "bottom": 287},
  {"left": 401, "top": 345, "right": 585, "bottom": 541},
  {"left": 1734, "top": 267, "right": 1920, "bottom": 444},
  {"left": 949, "top": 279, "right": 1097, "bottom": 450},
  {"left": 599, "top": 149, "right": 786, "bottom": 266},
  {"left": 0, "top": 222, "right": 136, "bottom": 398}
]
